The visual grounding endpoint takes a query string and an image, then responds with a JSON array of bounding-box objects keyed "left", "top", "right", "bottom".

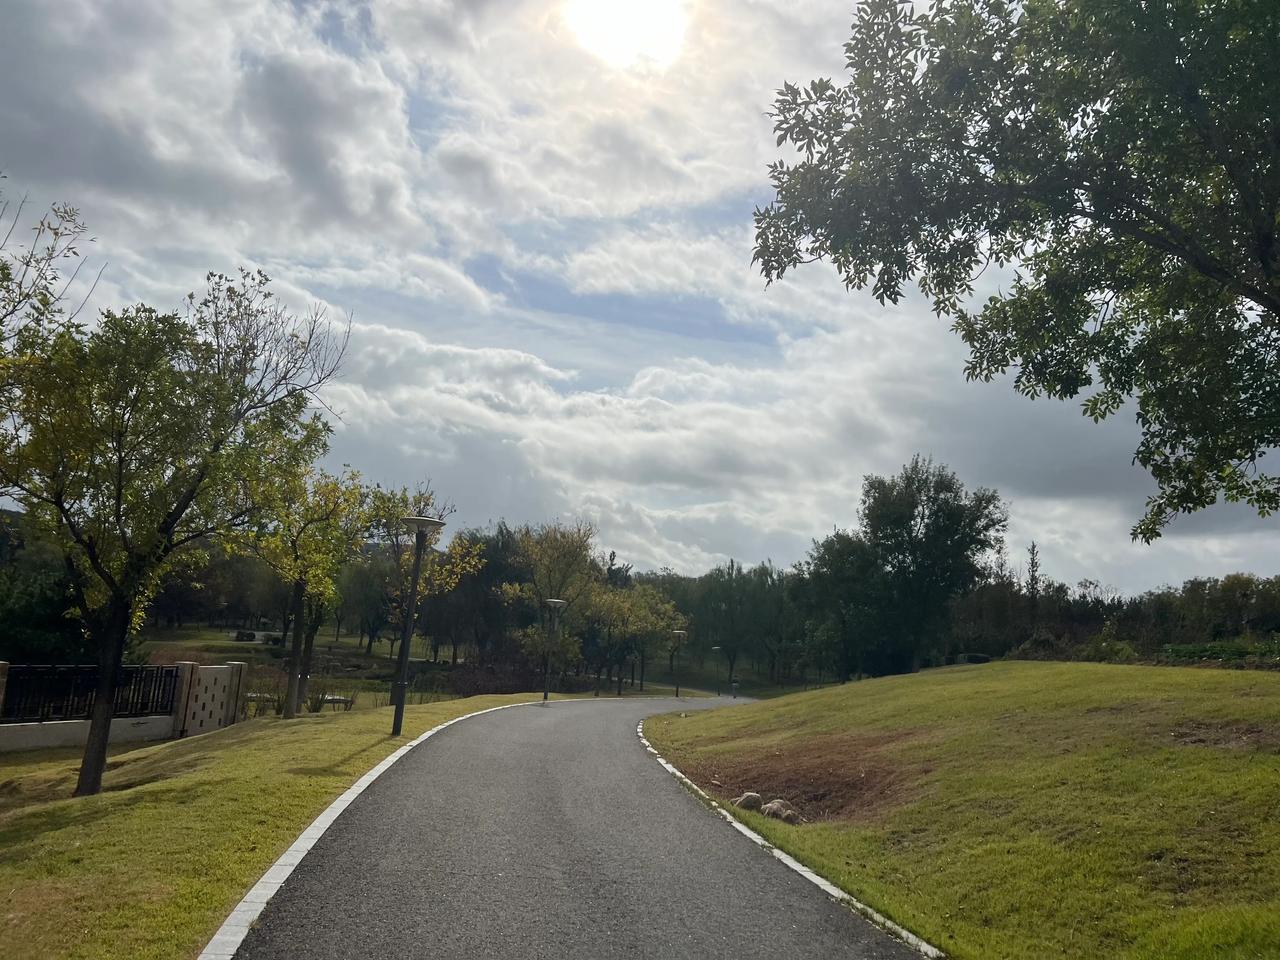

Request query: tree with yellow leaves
[
  {"left": 365, "top": 484, "right": 485, "bottom": 664},
  {"left": 251, "top": 468, "right": 367, "bottom": 718}
]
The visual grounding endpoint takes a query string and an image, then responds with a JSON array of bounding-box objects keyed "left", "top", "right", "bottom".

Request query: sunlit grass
[{"left": 646, "top": 661, "right": 1280, "bottom": 960}]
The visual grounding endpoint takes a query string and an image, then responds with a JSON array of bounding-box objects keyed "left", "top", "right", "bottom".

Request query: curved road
[{"left": 236, "top": 697, "right": 919, "bottom": 960}]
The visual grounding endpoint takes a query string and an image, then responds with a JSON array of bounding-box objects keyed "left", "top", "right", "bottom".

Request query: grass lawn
[
  {"left": 644, "top": 661, "right": 1280, "bottom": 960},
  {"left": 0, "top": 693, "right": 571, "bottom": 960},
  {"left": 647, "top": 661, "right": 827, "bottom": 699}
]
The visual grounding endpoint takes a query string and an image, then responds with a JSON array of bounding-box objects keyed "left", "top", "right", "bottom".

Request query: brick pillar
[
  {"left": 224, "top": 662, "right": 248, "bottom": 725},
  {"left": 171, "top": 661, "right": 201, "bottom": 739}
]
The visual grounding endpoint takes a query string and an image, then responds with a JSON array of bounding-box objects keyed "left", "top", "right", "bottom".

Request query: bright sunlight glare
[{"left": 563, "top": 0, "right": 688, "bottom": 71}]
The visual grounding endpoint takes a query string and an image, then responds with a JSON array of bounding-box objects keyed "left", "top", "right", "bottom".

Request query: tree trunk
[
  {"left": 616, "top": 667, "right": 624, "bottom": 697},
  {"left": 299, "top": 623, "right": 316, "bottom": 706},
  {"left": 283, "top": 579, "right": 306, "bottom": 719},
  {"left": 451, "top": 636, "right": 459, "bottom": 665},
  {"left": 75, "top": 598, "right": 131, "bottom": 797},
  {"left": 639, "top": 651, "right": 646, "bottom": 691},
  {"left": 298, "top": 601, "right": 324, "bottom": 705}
]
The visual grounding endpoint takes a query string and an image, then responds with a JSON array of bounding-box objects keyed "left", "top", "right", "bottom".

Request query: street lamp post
[
  {"left": 710, "top": 645, "right": 721, "bottom": 696},
  {"left": 671, "top": 630, "right": 687, "bottom": 698},
  {"left": 543, "top": 598, "right": 567, "bottom": 703},
  {"left": 391, "top": 516, "right": 446, "bottom": 737}
]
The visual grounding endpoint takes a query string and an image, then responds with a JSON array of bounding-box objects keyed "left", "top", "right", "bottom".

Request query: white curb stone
[
  {"left": 197, "top": 700, "right": 542, "bottom": 960},
  {"left": 636, "top": 719, "right": 946, "bottom": 960}
]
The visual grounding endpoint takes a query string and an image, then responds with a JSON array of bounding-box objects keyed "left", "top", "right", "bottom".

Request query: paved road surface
[{"left": 236, "top": 697, "right": 920, "bottom": 960}]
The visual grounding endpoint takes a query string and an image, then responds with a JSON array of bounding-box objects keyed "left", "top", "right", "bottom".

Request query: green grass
[
  {"left": 645, "top": 661, "right": 1280, "bottom": 960},
  {"left": 138, "top": 626, "right": 459, "bottom": 680},
  {"left": 647, "top": 661, "right": 827, "bottom": 699},
  {"left": 577, "top": 680, "right": 712, "bottom": 699},
  {"left": 0, "top": 693, "right": 573, "bottom": 960}
]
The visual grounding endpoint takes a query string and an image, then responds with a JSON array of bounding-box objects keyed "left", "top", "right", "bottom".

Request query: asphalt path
[{"left": 235, "top": 697, "right": 920, "bottom": 960}]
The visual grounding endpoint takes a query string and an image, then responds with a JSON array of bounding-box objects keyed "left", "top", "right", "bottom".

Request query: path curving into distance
[{"left": 233, "top": 697, "right": 921, "bottom": 960}]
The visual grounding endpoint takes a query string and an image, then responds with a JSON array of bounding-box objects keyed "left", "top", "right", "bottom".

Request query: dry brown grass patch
[
  {"left": 681, "top": 730, "right": 924, "bottom": 822},
  {"left": 1169, "top": 719, "right": 1280, "bottom": 751}
]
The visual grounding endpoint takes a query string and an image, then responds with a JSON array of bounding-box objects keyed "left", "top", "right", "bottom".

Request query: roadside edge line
[
  {"left": 198, "top": 699, "right": 542, "bottom": 959},
  {"left": 636, "top": 718, "right": 946, "bottom": 960}
]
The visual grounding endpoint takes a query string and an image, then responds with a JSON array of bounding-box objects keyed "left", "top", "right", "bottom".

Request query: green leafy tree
[
  {"left": 755, "top": 0, "right": 1280, "bottom": 539},
  {"left": 859, "top": 457, "right": 1008, "bottom": 670},
  {"left": 251, "top": 468, "right": 367, "bottom": 717},
  {"left": 586, "top": 583, "right": 640, "bottom": 696},
  {"left": 504, "top": 520, "right": 599, "bottom": 684},
  {"left": 440, "top": 523, "right": 524, "bottom": 664},
  {"left": 0, "top": 270, "right": 342, "bottom": 795},
  {"left": 628, "top": 582, "right": 684, "bottom": 691},
  {"left": 337, "top": 554, "right": 395, "bottom": 652},
  {"left": 705, "top": 559, "right": 748, "bottom": 687},
  {"left": 365, "top": 484, "right": 483, "bottom": 662},
  {"left": 0, "top": 514, "right": 88, "bottom": 662},
  {"left": 799, "top": 530, "right": 884, "bottom": 681}
]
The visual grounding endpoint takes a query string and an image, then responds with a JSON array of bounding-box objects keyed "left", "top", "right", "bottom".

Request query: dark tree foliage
[
  {"left": 860, "top": 456, "right": 1009, "bottom": 665},
  {"left": 755, "top": 0, "right": 1280, "bottom": 540},
  {"left": 454, "top": 522, "right": 531, "bottom": 662},
  {"left": 0, "top": 512, "right": 88, "bottom": 662},
  {"left": 797, "top": 530, "right": 884, "bottom": 679},
  {"left": 799, "top": 457, "right": 1008, "bottom": 676}
]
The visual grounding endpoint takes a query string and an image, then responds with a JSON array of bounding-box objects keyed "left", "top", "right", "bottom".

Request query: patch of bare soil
[
  {"left": 1169, "top": 719, "right": 1280, "bottom": 752},
  {"left": 681, "top": 731, "right": 924, "bottom": 823}
]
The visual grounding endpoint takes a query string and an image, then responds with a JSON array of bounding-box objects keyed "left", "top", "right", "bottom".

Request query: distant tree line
[{"left": 9, "top": 452, "right": 1277, "bottom": 708}]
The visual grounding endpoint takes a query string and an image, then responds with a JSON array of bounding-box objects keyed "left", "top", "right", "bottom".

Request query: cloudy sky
[{"left": 2, "top": 0, "right": 1275, "bottom": 591}]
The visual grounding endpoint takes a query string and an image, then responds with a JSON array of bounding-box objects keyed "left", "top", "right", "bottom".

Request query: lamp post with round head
[
  {"left": 709, "top": 645, "right": 721, "bottom": 696},
  {"left": 543, "top": 599, "right": 568, "bottom": 703},
  {"left": 391, "top": 516, "right": 446, "bottom": 737}
]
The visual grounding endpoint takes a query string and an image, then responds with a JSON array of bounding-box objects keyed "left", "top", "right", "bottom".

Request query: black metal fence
[{"left": 0, "top": 664, "right": 180, "bottom": 724}]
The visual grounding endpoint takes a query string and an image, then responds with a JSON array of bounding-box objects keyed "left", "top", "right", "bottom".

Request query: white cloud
[
  {"left": 2, "top": 0, "right": 1276, "bottom": 593},
  {"left": 322, "top": 317, "right": 1280, "bottom": 588}
]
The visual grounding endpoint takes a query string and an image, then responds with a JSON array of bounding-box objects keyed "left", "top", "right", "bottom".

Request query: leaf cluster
[{"left": 755, "top": 0, "right": 1280, "bottom": 537}]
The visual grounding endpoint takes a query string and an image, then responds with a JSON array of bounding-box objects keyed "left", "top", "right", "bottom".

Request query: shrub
[
  {"left": 1076, "top": 621, "right": 1139, "bottom": 663},
  {"left": 1160, "top": 641, "right": 1254, "bottom": 664}
]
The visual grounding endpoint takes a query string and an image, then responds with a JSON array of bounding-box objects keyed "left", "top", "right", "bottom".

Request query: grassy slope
[
  {"left": 645, "top": 661, "right": 1280, "bottom": 960},
  {"left": 646, "top": 661, "right": 827, "bottom": 699},
  {"left": 0, "top": 694, "right": 565, "bottom": 960}
]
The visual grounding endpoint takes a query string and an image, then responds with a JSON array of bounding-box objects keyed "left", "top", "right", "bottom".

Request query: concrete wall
[
  {"left": 0, "top": 659, "right": 249, "bottom": 753},
  {"left": 178, "top": 661, "right": 248, "bottom": 738},
  {"left": 0, "top": 714, "right": 173, "bottom": 752}
]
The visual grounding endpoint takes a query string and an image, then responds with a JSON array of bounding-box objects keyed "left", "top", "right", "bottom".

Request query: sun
[{"left": 563, "top": 0, "right": 688, "bottom": 71}]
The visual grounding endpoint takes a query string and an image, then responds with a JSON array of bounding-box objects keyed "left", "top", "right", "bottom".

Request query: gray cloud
[{"left": 2, "top": 0, "right": 1275, "bottom": 594}]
